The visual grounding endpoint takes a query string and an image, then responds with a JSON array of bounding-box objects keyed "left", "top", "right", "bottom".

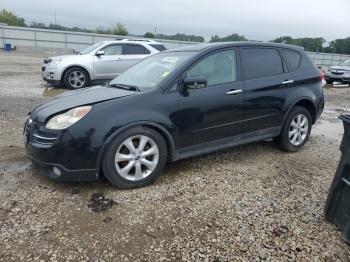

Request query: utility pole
[
  {"left": 54, "top": 13, "right": 57, "bottom": 26},
  {"left": 154, "top": 27, "right": 157, "bottom": 38}
]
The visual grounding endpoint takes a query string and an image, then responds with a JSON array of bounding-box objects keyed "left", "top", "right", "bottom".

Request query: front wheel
[
  {"left": 275, "top": 106, "right": 312, "bottom": 152},
  {"left": 102, "top": 126, "right": 168, "bottom": 188},
  {"left": 63, "top": 67, "right": 89, "bottom": 89}
]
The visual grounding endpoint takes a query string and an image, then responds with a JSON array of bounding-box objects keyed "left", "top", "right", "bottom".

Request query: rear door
[
  {"left": 121, "top": 44, "right": 151, "bottom": 69},
  {"left": 239, "top": 47, "right": 293, "bottom": 134}
]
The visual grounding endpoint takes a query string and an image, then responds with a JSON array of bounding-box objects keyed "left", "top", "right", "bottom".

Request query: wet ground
[{"left": 0, "top": 50, "right": 350, "bottom": 261}]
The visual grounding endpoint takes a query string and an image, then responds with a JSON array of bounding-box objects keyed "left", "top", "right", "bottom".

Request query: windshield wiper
[{"left": 108, "top": 83, "right": 141, "bottom": 92}]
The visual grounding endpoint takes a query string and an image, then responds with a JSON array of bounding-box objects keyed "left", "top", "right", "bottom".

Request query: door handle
[
  {"left": 226, "top": 89, "right": 243, "bottom": 95},
  {"left": 281, "top": 80, "right": 294, "bottom": 85}
]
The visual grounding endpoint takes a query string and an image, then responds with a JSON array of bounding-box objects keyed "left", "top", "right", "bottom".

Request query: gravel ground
[{"left": 0, "top": 50, "right": 350, "bottom": 261}]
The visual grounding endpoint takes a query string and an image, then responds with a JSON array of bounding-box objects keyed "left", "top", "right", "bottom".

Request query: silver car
[
  {"left": 42, "top": 39, "right": 167, "bottom": 89},
  {"left": 325, "top": 59, "right": 350, "bottom": 84}
]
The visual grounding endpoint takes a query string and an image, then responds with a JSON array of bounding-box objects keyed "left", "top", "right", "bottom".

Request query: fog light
[
  {"left": 50, "top": 72, "right": 54, "bottom": 79},
  {"left": 52, "top": 166, "right": 62, "bottom": 176}
]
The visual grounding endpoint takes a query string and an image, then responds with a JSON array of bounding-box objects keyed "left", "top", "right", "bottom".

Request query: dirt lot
[{"left": 0, "top": 50, "right": 350, "bottom": 261}]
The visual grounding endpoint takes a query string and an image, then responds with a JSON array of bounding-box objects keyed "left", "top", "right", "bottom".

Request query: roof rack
[{"left": 125, "top": 39, "right": 151, "bottom": 42}]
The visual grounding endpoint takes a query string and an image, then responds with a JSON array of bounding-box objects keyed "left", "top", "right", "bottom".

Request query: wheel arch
[
  {"left": 95, "top": 121, "right": 176, "bottom": 173},
  {"left": 283, "top": 98, "right": 317, "bottom": 128}
]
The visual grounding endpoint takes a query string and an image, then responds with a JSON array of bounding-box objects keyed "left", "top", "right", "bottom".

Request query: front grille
[
  {"left": 43, "top": 59, "right": 52, "bottom": 64},
  {"left": 331, "top": 70, "right": 344, "bottom": 75}
]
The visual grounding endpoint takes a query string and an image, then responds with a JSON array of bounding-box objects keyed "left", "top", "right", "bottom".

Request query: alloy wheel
[
  {"left": 114, "top": 135, "right": 159, "bottom": 181},
  {"left": 68, "top": 71, "right": 85, "bottom": 88},
  {"left": 289, "top": 114, "right": 309, "bottom": 146}
]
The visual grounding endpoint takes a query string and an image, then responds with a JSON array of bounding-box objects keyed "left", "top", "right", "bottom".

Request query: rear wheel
[
  {"left": 63, "top": 67, "right": 89, "bottom": 89},
  {"left": 102, "top": 126, "right": 168, "bottom": 188},
  {"left": 275, "top": 106, "right": 312, "bottom": 152}
]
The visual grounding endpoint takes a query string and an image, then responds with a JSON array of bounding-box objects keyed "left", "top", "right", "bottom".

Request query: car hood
[
  {"left": 31, "top": 85, "right": 136, "bottom": 122},
  {"left": 330, "top": 65, "right": 350, "bottom": 71}
]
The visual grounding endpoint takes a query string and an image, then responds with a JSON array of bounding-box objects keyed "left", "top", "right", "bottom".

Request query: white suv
[{"left": 42, "top": 39, "right": 167, "bottom": 89}]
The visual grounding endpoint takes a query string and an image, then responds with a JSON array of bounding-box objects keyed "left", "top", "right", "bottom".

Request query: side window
[
  {"left": 124, "top": 44, "right": 149, "bottom": 55},
  {"left": 280, "top": 49, "right": 301, "bottom": 72},
  {"left": 187, "top": 50, "right": 236, "bottom": 86},
  {"left": 101, "top": 44, "right": 122, "bottom": 55},
  {"left": 241, "top": 48, "right": 284, "bottom": 80}
]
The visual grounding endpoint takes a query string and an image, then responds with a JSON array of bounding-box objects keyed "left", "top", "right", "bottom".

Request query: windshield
[
  {"left": 80, "top": 42, "right": 105, "bottom": 55},
  {"left": 109, "top": 51, "right": 196, "bottom": 91},
  {"left": 340, "top": 60, "right": 350, "bottom": 66}
]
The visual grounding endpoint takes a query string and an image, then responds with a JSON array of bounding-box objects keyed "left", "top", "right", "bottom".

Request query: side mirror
[
  {"left": 95, "top": 50, "right": 105, "bottom": 56},
  {"left": 182, "top": 76, "right": 207, "bottom": 94}
]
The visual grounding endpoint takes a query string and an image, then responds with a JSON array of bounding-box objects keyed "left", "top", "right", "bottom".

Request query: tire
[
  {"left": 326, "top": 79, "right": 333, "bottom": 84},
  {"left": 102, "top": 126, "right": 168, "bottom": 189},
  {"left": 63, "top": 66, "right": 90, "bottom": 89},
  {"left": 275, "top": 106, "right": 312, "bottom": 152}
]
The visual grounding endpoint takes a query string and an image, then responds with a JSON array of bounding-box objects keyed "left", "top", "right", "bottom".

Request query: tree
[
  {"left": 271, "top": 36, "right": 325, "bottom": 52},
  {"left": 114, "top": 22, "right": 128, "bottom": 36},
  {"left": 209, "top": 33, "right": 247, "bottom": 42},
  {"left": 329, "top": 37, "right": 350, "bottom": 55},
  {"left": 157, "top": 33, "right": 204, "bottom": 42},
  {"left": 0, "top": 9, "right": 26, "bottom": 26},
  {"left": 144, "top": 32, "right": 155, "bottom": 38},
  {"left": 29, "top": 21, "right": 47, "bottom": 29}
]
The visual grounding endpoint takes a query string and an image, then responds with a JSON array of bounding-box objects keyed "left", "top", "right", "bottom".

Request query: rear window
[
  {"left": 240, "top": 48, "right": 284, "bottom": 80},
  {"left": 124, "top": 44, "right": 150, "bottom": 55},
  {"left": 150, "top": 44, "right": 167, "bottom": 52},
  {"left": 280, "top": 49, "right": 301, "bottom": 72}
]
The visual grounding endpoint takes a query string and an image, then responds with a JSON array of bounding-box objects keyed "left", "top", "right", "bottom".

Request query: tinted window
[
  {"left": 241, "top": 48, "right": 283, "bottom": 80},
  {"left": 124, "top": 44, "right": 149, "bottom": 55},
  {"left": 187, "top": 50, "right": 236, "bottom": 86},
  {"left": 150, "top": 44, "right": 167, "bottom": 51},
  {"left": 280, "top": 49, "right": 301, "bottom": 71},
  {"left": 101, "top": 44, "right": 122, "bottom": 55}
]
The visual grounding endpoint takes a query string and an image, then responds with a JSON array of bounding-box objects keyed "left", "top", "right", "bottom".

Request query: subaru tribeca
[
  {"left": 26, "top": 42, "right": 324, "bottom": 188},
  {"left": 42, "top": 39, "right": 167, "bottom": 89}
]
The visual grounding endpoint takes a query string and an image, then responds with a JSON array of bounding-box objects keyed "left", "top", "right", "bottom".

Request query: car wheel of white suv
[{"left": 63, "top": 67, "right": 90, "bottom": 89}]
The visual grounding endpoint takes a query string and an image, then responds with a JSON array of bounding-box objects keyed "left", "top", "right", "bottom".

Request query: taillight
[{"left": 319, "top": 72, "right": 324, "bottom": 81}]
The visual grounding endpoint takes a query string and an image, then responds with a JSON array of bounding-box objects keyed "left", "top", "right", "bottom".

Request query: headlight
[{"left": 46, "top": 106, "right": 92, "bottom": 130}]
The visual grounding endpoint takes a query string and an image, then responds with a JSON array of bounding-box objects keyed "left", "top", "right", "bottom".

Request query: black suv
[{"left": 25, "top": 42, "right": 324, "bottom": 188}]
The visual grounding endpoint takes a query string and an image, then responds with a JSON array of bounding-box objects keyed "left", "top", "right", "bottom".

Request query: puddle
[
  {"left": 42, "top": 86, "right": 65, "bottom": 97},
  {"left": 313, "top": 108, "right": 348, "bottom": 142},
  {"left": 87, "top": 192, "right": 116, "bottom": 212},
  {"left": 0, "top": 161, "right": 33, "bottom": 191}
]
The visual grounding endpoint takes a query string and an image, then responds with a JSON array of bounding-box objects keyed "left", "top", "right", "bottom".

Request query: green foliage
[
  {"left": 114, "top": 22, "right": 128, "bottom": 36},
  {"left": 0, "top": 9, "right": 26, "bottom": 26},
  {"left": 157, "top": 33, "right": 204, "bottom": 42},
  {"left": 144, "top": 32, "right": 155, "bottom": 38},
  {"left": 209, "top": 33, "right": 247, "bottom": 42},
  {"left": 271, "top": 36, "right": 325, "bottom": 52},
  {"left": 329, "top": 37, "right": 350, "bottom": 55}
]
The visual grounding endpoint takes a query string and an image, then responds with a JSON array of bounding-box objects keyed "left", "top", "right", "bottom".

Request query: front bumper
[
  {"left": 24, "top": 118, "right": 99, "bottom": 182},
  {"left": 28, "top": 153, "right": 98, "bottom": 182},
  {"left": 42, "top": 63, "right": 62, "bottom": 86},
  {"left": 325, "top": 72, "right": 350, "bottom": 83}
]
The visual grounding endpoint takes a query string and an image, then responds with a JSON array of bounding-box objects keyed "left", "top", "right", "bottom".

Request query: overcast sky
[{"left": 2, "top": 0, "right": 350, "bottom": 42}]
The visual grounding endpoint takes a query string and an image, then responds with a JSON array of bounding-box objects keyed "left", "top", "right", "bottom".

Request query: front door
[
  {"left": 93, "top": 44, "right": 124, "bottom": 79},
  {"left": 176, "top": 49, "right": 244, "bottom": 148}
]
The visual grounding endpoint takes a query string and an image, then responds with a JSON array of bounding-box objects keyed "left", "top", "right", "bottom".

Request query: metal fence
[
  {"left": 1, "top": 25, "right": 350, "bottom": 67},
  {"left": 0, "top": 25, "right": 194, "bottom": 51}
]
